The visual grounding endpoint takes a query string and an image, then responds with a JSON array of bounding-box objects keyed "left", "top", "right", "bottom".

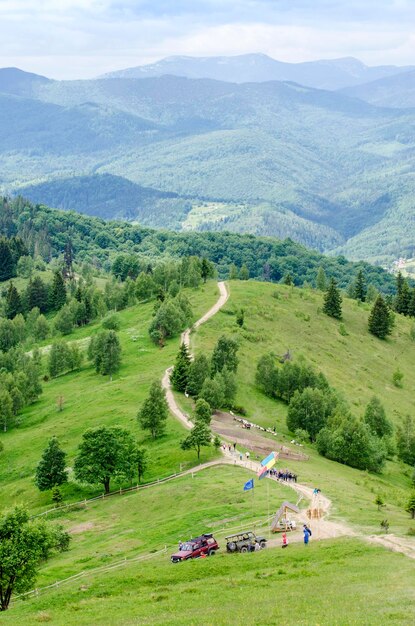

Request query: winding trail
[
  {"left": 162, "top": 281, "right": 229, "bottom": 431},
  {"left": 162, "top": 281, "right": 415, "bottom": 559}
]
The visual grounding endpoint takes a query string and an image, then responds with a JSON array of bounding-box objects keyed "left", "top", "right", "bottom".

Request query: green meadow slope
[
  {"left": 0, "top": 282, "right": 220, "bottom": 514},
  {"left": 2, "top": 279, "right": 415, "bottom": 625}
]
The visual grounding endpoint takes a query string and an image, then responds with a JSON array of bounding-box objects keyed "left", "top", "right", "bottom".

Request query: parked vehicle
[
  {"left": 171, "top": 533, "right": 219, "bottom": 563},
  {"left": 225, "top": 531, "right": 267, "bottom": 553}
]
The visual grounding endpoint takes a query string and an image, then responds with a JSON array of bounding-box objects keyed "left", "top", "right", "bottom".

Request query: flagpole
[{"left": 267, "top": 474, "right": 270, "bottom": 537}]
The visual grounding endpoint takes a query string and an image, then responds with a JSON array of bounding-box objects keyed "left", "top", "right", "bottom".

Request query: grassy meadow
[
  {"left": 0, "top": 281, "right": 220, "bottom": 514},
  {"left": 2, "top": 278, "right": 415, "bottom": 625},
  {"left": 192, "top": 280, "right": 415, "bottom": 533},
  {"left": 4, "top": 538, "right": 414, "bottom": 625}
]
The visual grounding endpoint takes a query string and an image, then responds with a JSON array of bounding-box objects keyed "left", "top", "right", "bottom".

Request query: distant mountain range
[
  {"left": 1, "top": 57, "right": 415, "bottom": 264},
  {"left": 100, "top": 54, "right": 413, "bottom": 91},
  {"left": 343, "top": 68, "right": 415, "bottom": 108}
]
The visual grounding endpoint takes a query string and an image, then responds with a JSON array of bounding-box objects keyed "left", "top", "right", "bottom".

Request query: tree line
[
  {"left": 256, "top": 352, "right": 415, "bottom": 473},
  {"left": 320, "top": 268, "right": 415, "bottom": 340},
  {"left": 0, "top": 197, "right": 400, "bottom": 293}
]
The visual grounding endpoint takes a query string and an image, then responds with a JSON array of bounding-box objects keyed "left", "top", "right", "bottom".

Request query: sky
[{"left": 0, "top": 0, "right": 414, "bottom": 79}]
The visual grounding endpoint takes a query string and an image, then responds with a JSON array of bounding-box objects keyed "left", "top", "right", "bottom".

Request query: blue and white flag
[{"left": 243, "top": 478, "right": 254, "bottom": 491}]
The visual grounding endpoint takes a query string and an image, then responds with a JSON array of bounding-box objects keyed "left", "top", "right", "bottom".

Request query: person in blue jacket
[{"left": 303, "top": 524, "right": 312, "bottom": 545}]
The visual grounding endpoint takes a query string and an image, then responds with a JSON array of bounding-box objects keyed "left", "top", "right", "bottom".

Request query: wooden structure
[{"left": 271, "top": 501, "right": 300, "bottom": 533}]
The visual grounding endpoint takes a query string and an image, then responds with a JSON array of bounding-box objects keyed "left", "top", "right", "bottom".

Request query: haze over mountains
[
  {"left": 100, "top": 54, "right": 414, "bottom": 91},
  {"left": 1, "top": 54, "right": 415, "bottom": 264}
]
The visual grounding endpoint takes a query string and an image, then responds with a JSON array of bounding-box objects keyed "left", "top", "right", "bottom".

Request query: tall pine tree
[
  {"left": 323, "top": 278, "right": 342, "bottom": 319},
  {"left": 408, "top": 288, "right": 415, "bottom": 318},
  {"left": 35, "top": 437, "right": 67, "bottom": 491},
  {"left": 49, "top": 271, "right": 67, "bottom": 310},
  {"left": 353, "top": 269, "right": 367, "bottom": 302},
  {"left": 170, "top": 343, "right": 191, "bottom": 392},
  {"left": 5, "top": 283, "right": 22, "bottom": 319},
  {"left": 368, "top": 295, "right": 393, "bottom": 339},
  {"left": 0, "top": 238, "right": 14, "bottom": 281},
  {"left": 395, "top": 279, "right": 410, "bottom": 315},
  {"left": 26, "top": 276, "right": 49, "bottom": 312}
]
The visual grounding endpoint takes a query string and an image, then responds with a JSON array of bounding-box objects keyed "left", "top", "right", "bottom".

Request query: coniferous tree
[
  {"left": 35, "top": 437, "right": 67, "bottom": 491},
  {"left": 396, "top": 271, "right": 405, "bottom": 296},
  {"left": 170, "top": 343, "right": 191, "bottom": 392},
  {"left": 353, "top": 269, "right": 367, "bottom": 302},
  {"left": 137, "top": 380, "right": 168, "bottom": 439},
  {"left": 200, "top": 258, "right": 214, "bottom": 283},
  {"left": 0, "top": 238, "right": 15, "bottom": 281},
  {"left": 26, "top": 276, "right": 49, "bottom": 313},
  {"left": 395, "top": 279, "right": 411, "bottom": 315},
  {"left": 5, "top": 283, "right": 22, "bottom": 319},
  {"left": 368, "top": 295, "right": 393, "bottom": 339},
  {"left": 316, "top": 266, "right": 327, "bottom": 291},
  {"left": 283, "top": 273, "right": 293, "bottom": 286},
  {"left": 49, "top": 271, "right": 67, "bottom": 310},
  {"left": 408, "top": 288, "right": 415, "bottom": 318},
  {"left": 323, "top": 278, "right": 342, "bottom": 319}
]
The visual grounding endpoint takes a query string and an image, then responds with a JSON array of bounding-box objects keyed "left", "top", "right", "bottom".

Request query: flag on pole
[
  {"left": 243, "top": 478, "right": 254, "bottom": 491},
  {"left": 260, "top": 451, "right": 277, "bottom": 470},
  {"left": 257, "top": 466, "right": 268, "bottom": 480}
]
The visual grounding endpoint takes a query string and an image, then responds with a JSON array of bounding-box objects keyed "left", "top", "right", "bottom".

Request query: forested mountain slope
[
  {"left": 342, "top": 69, "right": 415, "bottom": 108},
  {"left": 1, "top": 72, "right": 415, "bottom": 261},
  {"left": 0, "top": 198, "right": 399, "bottom": 292}
]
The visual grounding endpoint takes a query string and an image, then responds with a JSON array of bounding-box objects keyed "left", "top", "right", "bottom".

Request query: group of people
[{"left": 269, "top": 468, "right": 298, "bottom": 482}]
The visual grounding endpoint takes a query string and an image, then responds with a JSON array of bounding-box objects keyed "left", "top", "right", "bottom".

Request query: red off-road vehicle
[{"left": 171, "top": 533, "right": 219, "bottom": 563}]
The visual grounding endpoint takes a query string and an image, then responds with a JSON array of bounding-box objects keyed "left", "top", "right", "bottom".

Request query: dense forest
[{"left": 0, "top": 197, "right": 400, "bottom": 293}]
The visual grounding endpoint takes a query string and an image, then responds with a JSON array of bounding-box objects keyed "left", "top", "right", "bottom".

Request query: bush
[
  {"left": 392, "top": 368, "right": 404, "bottom": 388},
  {"left": 102, "top": 313, "right": 121, "bottom": 331}
]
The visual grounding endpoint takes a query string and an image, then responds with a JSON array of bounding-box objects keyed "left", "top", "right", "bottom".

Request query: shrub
[{"left": 102, "top": 313, "right": 121, "bottom": 331}]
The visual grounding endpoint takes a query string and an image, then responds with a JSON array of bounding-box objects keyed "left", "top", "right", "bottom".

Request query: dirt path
[
  {"left": 162, "top": 281, "right": 415, "bottom": 560},
  {"left": 162, "top": 281, "right": 229, "bottom": 430},
  {"left": 181, "top": 280, "right": 229, "bottom": 350}
]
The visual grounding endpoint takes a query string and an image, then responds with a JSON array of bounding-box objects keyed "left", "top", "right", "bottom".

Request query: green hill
[
  {"left": 2, "top": 277, "right": 415, "bottom": 624},
  {"left": 17, "top": 174, "right": 189, "bottom": 228},
  {"left": 1, "top": 75, "right": 415, "bottom": 261}
]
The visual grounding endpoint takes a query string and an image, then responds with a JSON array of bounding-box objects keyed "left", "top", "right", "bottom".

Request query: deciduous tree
[
  {"left": 74, "top": 426, "right": 136, "bottom": 494},
  {"left": 211, "top": 335, "right": 239, "bottom": 375},
  {"left": 181, "top": 420, "right": 211, "bottom": 459},
  {"left": 0, "top": 506, "right": 69, "bottom": 611},
  {"left": 137, "top": 380, "right": 168, "bottom": 439}
]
